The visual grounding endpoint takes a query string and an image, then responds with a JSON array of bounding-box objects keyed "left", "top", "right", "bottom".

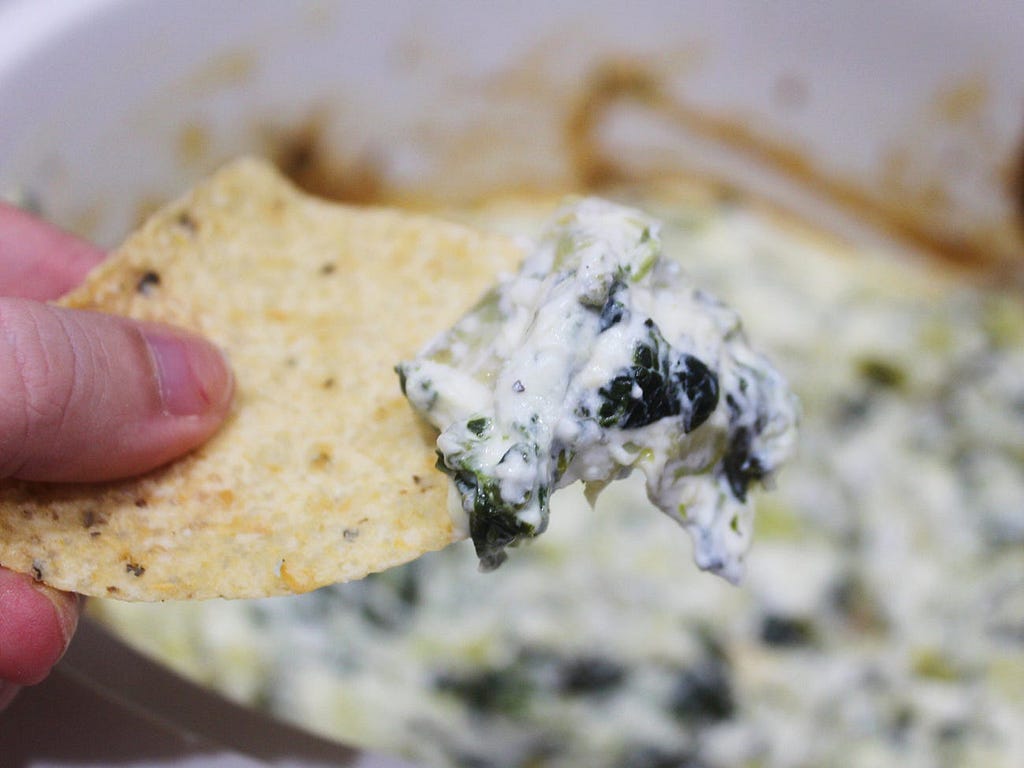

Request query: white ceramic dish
[
  {"left": 1, "top": 1, "right": 1023, "bottom": 765},
  {"left": 1, "top": 0, "right": 1022, "bottom": 260}
]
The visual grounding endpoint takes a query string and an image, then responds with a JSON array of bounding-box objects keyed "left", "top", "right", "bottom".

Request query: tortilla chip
[{"left": 0, "top": 158, "right": 523, "bottom": 600}]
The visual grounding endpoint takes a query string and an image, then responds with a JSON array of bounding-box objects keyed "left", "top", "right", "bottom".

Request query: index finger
[{"left": 0, "top": 202, "right": 107, "bottom": 300}]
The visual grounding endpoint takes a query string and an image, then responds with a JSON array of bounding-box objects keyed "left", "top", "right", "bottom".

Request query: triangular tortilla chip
[{"left": 0, "top": 158, "right": 523, "bottom": 600}]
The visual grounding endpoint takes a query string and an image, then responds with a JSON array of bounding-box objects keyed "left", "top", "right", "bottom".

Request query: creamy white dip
[
  {"left": 398, "top": 198, "right": 798, "bottom": 580},
  {"left": 93, "top": 182, "right": 1024, "bottom": 768}
]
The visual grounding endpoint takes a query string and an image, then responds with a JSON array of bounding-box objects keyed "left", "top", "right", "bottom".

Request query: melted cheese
[
  {"left": 398, "top": 198, "right": 798, "bottom": 579},
  {"left": 92, "top": 183, "right": 1024, "bottom": 768}
]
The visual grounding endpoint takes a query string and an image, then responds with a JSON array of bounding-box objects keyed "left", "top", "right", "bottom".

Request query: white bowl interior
[{"left": 1, "top": 0, "right": 1021, "bottom": 257}]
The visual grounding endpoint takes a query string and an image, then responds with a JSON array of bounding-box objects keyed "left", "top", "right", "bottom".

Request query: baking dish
[{"left": 1, "top": 2, "right": 1022, "bottom": 766}]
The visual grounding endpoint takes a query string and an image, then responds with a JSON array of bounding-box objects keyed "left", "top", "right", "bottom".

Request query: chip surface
[{"left": 0, "top": 158, "right": 523, "bottom": 600}]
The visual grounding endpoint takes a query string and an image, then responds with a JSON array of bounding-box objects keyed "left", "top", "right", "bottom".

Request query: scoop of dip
[{"left": 397, "top": 198, "right": 798, "bottom": 580}]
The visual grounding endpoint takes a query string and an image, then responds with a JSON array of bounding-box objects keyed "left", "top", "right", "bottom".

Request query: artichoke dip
[
  {"left": 397, "top": 198, "right": 798, "bottom": 580},
  {"left": 93, "top": 181, "right": 1024, "bottom": 768}
]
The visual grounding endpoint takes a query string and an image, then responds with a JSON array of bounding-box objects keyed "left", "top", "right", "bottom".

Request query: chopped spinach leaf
[
  {"left": 614, "top": 745, "right": 699, "bottom": 768},
  {"left": 759, "top": 614, "right": 817, "bottom": 647},
  {"left": 722, "top": 424, "right": 768, "bottom": 503},
  {"left": 596, "top": 320, "right": 718, "bottom": 433},
  {"left": 467, "top": 417, "right": 491, "bottom": 436},
  {"left": 557, "top": 655, "right": 628, "bottom": 696},
  {"left": 435, "top": 665, "right": 534, "bottom": 717},
  {"left": 668, "top": 657, "right": 735, "bottom": 723},
  {"left": 598, "top": 279, "right": 629, "bottom": 331},
  {"left": 440, "top": 451, "right": 540, "bottom": 571}
]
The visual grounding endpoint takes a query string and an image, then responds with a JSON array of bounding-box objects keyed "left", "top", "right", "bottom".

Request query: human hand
[{"left": 0, "top": 201, "right": 234, "bottom": 709}]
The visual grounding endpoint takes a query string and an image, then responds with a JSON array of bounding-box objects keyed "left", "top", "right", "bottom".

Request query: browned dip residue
[
  {"left": 565, "top": 62, "right": 663, "bottom": 189},
  {"left": 177, "top": 123, "right": 211, "bottom": 165},
  {"left": 564, "top": 60, "right": 1024, "bottom": 282},
  {"left": 266, "top": 113, "right": 385, "bottom": 205},
  {"left": 1013, "top": 133, "right": 1024, "bottom": 238}
]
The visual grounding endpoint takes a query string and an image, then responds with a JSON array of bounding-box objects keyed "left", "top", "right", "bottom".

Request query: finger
[
  {"left": 0, "top": 298, "right": 234, "bottom": 482},
  {"left": 0, "top": 567, "right": 80, "bottom": 690},
  {"left": 0, "top": 202, "right": 107, "bottom": 301}
]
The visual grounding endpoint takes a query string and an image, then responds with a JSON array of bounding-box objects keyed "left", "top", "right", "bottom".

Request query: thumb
[{"left": 0, "top": 298, "right": 233, "bottom": 482}]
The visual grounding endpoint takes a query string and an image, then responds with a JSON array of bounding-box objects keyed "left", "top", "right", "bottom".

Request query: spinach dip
[
  {"left": 93, "top": 182, "right": 1024, "bottom": 768},
  {"left": 397, "top": 198, "right": 798, "bottom": 580}
]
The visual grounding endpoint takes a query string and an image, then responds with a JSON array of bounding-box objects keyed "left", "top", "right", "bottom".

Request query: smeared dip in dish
[
  {"left": 397, "top": 198, "right": 797, "bottom": 580},
  {"left": 94, "top": 180, "right": 1024, "bottom": 768}
]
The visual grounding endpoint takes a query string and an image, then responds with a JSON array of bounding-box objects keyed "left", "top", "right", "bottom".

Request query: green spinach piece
[{"left": 596, "top": 319, "right": 719, "bottom": 433}]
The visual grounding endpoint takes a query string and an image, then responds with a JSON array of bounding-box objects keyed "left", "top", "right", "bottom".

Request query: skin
[{"left": 0, "top": 202, "right": 234, "bottom": 710}]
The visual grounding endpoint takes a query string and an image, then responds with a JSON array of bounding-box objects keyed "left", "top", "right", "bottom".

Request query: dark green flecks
[
  {"left": 596, "top": 319, "right": 719, "bottom": 433},
  {"left": 832, "top": 356, "right": 907, "bottom": 427},
  {"left": 435, "top": 665, "right": 534, "bottom": 717},
  {"left": 556, "top": 655, "right": 628, "bottom": 696},
  {"left": 722, "top": 388, "right": 773, "bottom": 503},
  {"left": 722, "top": 424, "right": 766, "bottom": 503},
  {"left": 555, "top": 449, "right": 573, "bottom": 481},
  {"left": 356, "top": 564, "right": 422, "bottom": 631},
  {"left": 857, "top": 357, "right": 907, "bottom": 389},
  {"left": 668, "top": 630, "right": 735, "bottom": 724},
  {"left": 396, "top": 200, "right": 795, "bottom": 577},
  {"left": 598, "top": 279, "right": 628, "bottom": 331},
  {"left": 467, "top": 417, "right": 491, "bottom": 437},
  {"left": 434, "top": 647, "right": 629, "bottom": 719},
  {"left": 423, "top": 311, "right": 728, "bottom": 572},
  {"left": 396, "top": 364, "right": 438, "bottom": 411},
  {"left": 439, "top": 448, "right": 540, "bottom": 571},
  {"left": 613, "top": 745, "right": 698, "bottom": 768},
  {"left": 829, "top": 572, "right": 889, "bottom": 635},
  {"left": 759, "top": 614, "right": 817, "bottom": 647},
  {"left": 668, "top": 657, "right": 735, "bottom": 723}
]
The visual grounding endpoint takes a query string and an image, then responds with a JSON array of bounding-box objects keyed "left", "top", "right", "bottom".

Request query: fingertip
[{"left": 0, "top": 567, "right": 80, "bottom": 686}]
